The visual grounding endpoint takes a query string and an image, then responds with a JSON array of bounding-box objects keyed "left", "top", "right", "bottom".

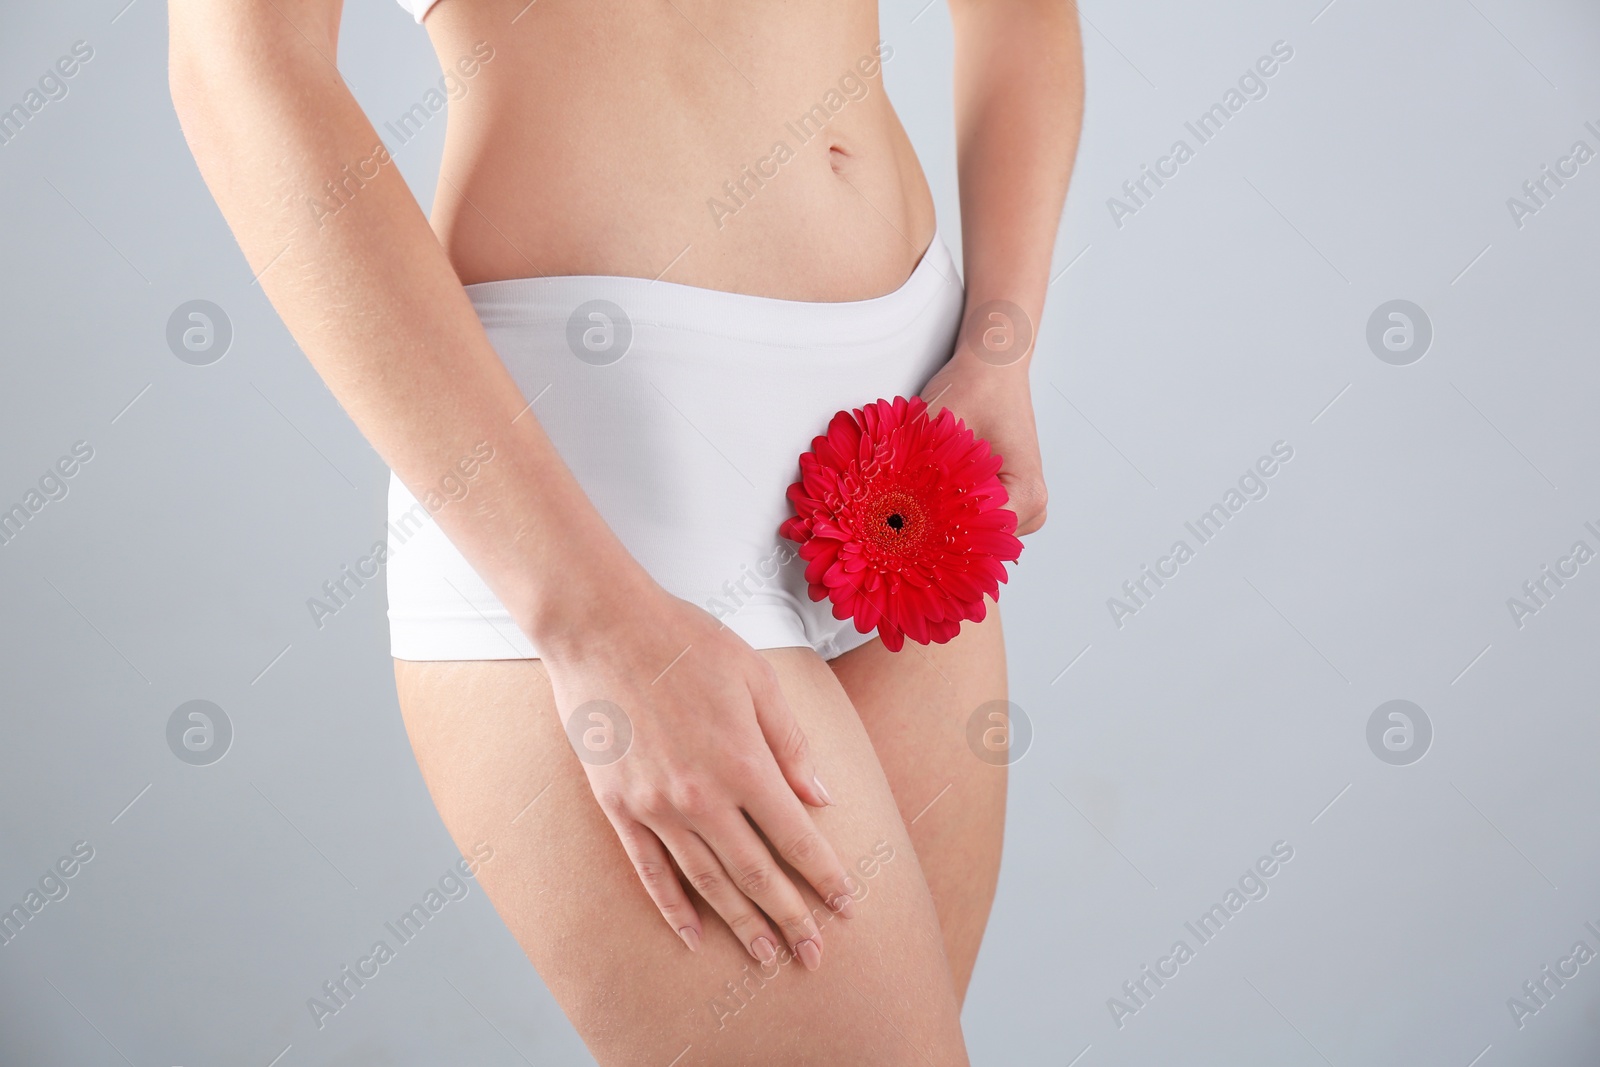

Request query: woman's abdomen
[{"left": 418, "top": 1, "right": 936, "bottom": 301}]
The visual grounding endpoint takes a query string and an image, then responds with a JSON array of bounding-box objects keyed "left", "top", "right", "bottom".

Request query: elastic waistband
[{"left": 461, "top": 230, "right": 960, "bottom": 348}]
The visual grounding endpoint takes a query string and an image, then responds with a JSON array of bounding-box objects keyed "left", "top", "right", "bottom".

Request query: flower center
[{"left": 861, "top": 488, "right": 928, "bottom": 558}]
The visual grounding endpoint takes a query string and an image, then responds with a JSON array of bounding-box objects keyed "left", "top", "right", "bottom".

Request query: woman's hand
[
  {"left": 539, "top": 581, "right": 857, "bottom": 971},
  {"left": 922, "top": 337, "right": 1048, "bottom": 535}
]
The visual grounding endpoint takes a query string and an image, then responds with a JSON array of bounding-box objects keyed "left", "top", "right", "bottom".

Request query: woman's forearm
[
  {"left": 169, "top": 1, "right": 648, "bottom": 653},
  {"left": 950, "top": 0, "right": 1084, "bottom": 356}
]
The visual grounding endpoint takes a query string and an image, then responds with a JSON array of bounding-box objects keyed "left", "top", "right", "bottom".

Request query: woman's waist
[
  {"left": 431, "top": 137, "right": 935, "bottom": 299},
  {"left": 422, "top": 37, "right": 933, "bottom": 298}
]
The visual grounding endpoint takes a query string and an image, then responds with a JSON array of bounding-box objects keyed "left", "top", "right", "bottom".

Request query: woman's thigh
[
  {"left": 394, "top": 648, "right": 968, "bottom": 1067},
  {"left": 828, "top": 606, "right": 1008, "bottom": 1002}
]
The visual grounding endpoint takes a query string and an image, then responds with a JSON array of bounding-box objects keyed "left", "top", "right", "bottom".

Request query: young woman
[{"left": 169, "top": 0, "right": 1080, "bottom": 1061}]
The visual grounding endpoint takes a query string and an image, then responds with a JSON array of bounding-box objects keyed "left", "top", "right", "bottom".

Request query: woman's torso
[{"left": 418, "top": 0, "right": 937, "bottom": 301}]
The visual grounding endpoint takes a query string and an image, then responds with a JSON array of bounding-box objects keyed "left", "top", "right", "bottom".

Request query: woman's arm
[
  {"left": 925, "top": 0, "right": 1084, "bottom": 533},
  {"left": 169, "top": 0, "right": 614, "bottom": 638},
  {"left": 169, "top": 0, "right": 854, "bottom": 967}
]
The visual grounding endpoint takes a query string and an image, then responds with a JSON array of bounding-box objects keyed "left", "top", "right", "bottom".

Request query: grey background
[{"left": 2, "top": 0, "right": 1598, "bottom": 1064}]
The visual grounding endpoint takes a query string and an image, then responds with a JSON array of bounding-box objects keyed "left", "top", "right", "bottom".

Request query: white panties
[{"left": 386, "top": 232, "right": 963, "bottom": 661}]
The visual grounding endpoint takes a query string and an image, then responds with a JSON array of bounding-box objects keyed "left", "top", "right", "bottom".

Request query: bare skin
[
  {"left": 170, "top": 0, "right": 1079, "bottom": 1060},
  {"left": 423, "top": 1, "right": 937, "bottom": 299},
  {"left": 396, "top": 606, "right": 1006, "bottom": 1038},
  {"left": 831, "top": 609, "right": 1009, "bottom": 1002},
  {"left": 396, "top": 645, "right": 980, "bottom": 1065}
]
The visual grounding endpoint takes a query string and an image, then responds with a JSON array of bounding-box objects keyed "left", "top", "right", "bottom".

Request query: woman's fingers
[
  {"left": 698, "top": 810, "right": 828, "bottom": 971},
  {"left": 743, "top": 786, "right": 859, "bottom": 922},
  {"left": 750, "top": 665, "right": 833, "bottom": 808},
  {"left": 745, "top": 674, "right": 857, "bottom": 921},
  {"left": 604, "top": 811, "right": 702, "bottom": 952},
  {"left": 1000, "top": 466, "right": 1048, "bottom": 534},
  {"left": 563, "top": 615, "right": 858, "bottom": 968},
  {"left": 657, "top": 826, "right": 785, "bottom": 966}
]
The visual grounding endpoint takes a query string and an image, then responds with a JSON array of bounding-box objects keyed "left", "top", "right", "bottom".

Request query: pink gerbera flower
[{"left": 779, "top": 396, "right": 1023, "bottom": 652}]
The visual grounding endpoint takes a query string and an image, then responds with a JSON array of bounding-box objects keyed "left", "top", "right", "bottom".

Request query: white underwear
[{"left": 386, "top": 231, "right": 964, "bottom": 661}]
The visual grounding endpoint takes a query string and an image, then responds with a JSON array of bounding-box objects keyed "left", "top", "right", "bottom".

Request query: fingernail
[
  {"left": 829, "top": 893, "right": 856, "bottom": 920},
  {"left": 812, "top": 775, "right": 834, "bottom": 806},
  {"left": 678, "top": 927, "right": 699, "bottom": 953},
  {"left": 752, "top": 936, "right": 777, "bottom": 964},
  {"left": 795, "top": 938, "right": 822, "bottom": 971}
]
